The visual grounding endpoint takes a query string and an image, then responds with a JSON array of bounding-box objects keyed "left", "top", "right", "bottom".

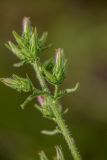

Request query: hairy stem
[
  {"left": 32, "top": 60, "right": 81, "bottom": 160},
  {"left": 50, "top": 101, "right": 81, "bottom": 160},
  {"left": 32, "top": 61, "right": 49, "bottom": 92},
  {"left": 54, "top": 85, "right": 59, "bottom": 97}
]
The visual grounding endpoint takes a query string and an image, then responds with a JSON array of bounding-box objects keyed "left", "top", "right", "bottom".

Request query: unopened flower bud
[
  {"left": 55, "top": 48, "right": 62, "bottom": 64},
  {"left": 53, "top": 48, "right": 67, "bottom": 84},
  {"left": 0, "top": 74, "right": 34, "bottom": 92},
  {"left": 54, "top": 48, "right": 65, "bottom": 72},
  {"left": 22, "top": 17, "right": 31, "bottom": 33},
  {"left": 37, "top": 96, "right": 45, "bottom": 106}
]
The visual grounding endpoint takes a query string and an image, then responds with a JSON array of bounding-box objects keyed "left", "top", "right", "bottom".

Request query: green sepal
[
  {"left": 42, "top": 66, "right": 57, "bottom": 85},
  {"left": 30, "top": 27, "right": 38, "bottom": 56},
  {"left": 42, "top": 105, "right": 54, "bottom": 119},
  {"left": 34, "top": 99, "right": 55, "bottom": 120}
]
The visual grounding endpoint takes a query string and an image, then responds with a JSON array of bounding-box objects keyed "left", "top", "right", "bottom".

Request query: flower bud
[
  {"left": 22, "top": 17, "right": 31, "bottom": 33},
  {"left": 53, "top": 48, "right": 67, "bottom": 84},
  {"left": 5, "top": 17, "right": 50, "bottom": 64},
  {"left": 43, "top": 48, "right": 67, "bottom": 85},
  {"left": 54, "top": 48, "right": 64, "bottom": 71},
  {"left": 37, "top": 96, "right": 45, "bottom": 106},
  {"left": 55, "top": 48, "right": 61, "bottom": 64},
  {"left": 0, "top": 74, "right": 34, "bottom": 92}
]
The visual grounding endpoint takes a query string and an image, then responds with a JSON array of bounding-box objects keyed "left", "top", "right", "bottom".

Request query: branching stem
[
  {"left": 1, "top": 17, "right": 82, "bottom": 160},
  {"left": 32, "top": 60, "right": 81, "bottom": 160}
]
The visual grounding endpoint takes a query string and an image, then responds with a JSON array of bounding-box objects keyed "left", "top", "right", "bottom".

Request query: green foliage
[
  {"left": 39, "top": 146, "right": 65, "bottom": 160},
  {"left": 0, "top": 74, "right": 34, "bottom": 92},
  {"left": 0, "top": 17, "right": 81, "bottom": 160},
  {"left": 43, "top": 48, "right": 67, "bottom": 85},
  {"left": 55, "top": 146, "right": 65, "bottom": 160},
  {"left": 5, "top": 17, "right": 49, "bottom": 64},
  {"left": 56, "top": 82, "right": 79, "bottom": 99},
  {"left": 39, "top": 151, "right": 49, "bottom": 160}
]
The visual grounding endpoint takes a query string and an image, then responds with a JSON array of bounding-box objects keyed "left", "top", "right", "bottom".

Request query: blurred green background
[{"left": 0, "top": 0, "right": 107, "bottom": 159}]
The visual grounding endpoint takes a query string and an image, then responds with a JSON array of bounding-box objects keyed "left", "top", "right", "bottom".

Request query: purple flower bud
[{"left": 37, "top": 96, "right": 45, "bottom": 106}]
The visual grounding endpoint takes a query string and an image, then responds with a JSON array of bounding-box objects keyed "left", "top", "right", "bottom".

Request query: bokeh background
[{"left": 0, "top": 0, "right": 107, "bottom": 159}]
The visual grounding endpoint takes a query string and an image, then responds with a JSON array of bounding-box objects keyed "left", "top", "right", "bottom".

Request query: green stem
[
  {"left": 50, "top": 100, "right": 81, "bottom": 160},
  {"left": 32, "top": 60, "right": 81, "bottom": 160},
  {"left": 32, "top": 60, "right": 49, "bottom": 92},
  {"left": 54, "top": 85, "right": 59, "bottom": 98}
]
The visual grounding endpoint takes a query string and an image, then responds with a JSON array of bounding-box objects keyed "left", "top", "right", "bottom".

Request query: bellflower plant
[{"left": 0, "top": 17, "right": 81, "bottom": 160}]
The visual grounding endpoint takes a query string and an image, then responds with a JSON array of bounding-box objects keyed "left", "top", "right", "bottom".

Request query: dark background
[{"left": 0, "top": 0, "right": 107, "bottom": 159}]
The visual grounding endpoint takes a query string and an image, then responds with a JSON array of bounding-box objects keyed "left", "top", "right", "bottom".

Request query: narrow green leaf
[
  {"left": 56, "top": 82, "right": 79, "bottom": 99},
  {"left": 39, "top": 32, "right": 48, "bottom": 46},
  {"left": 41, "top": 127, "right": 61, "bottom": 136},
  {"left": 5, "top": 41, "right": 24, "bottom": 60},
  {"left": 55, "top": 146, "right": 65, "bottom": 160},
  {"left": 39, "top": 151, "right": 49, "bottom": 160},
  {"left": 12, "top": 31, "right": 24, "bottom": 47},
  {"left": 30, "top": 29, "right": 38, "bottom": 57},
  {"left": 20, "top": 94, "right": 36, "bottom": 109},
  {"left": 65, "top": 82, "right": 79, "bottom": 94},
  {"left": 42, "top": 67, "right": 56, "bottom": 84},
  {"left": 13, "top": 61, "right": 25, "bottom": 67}
]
